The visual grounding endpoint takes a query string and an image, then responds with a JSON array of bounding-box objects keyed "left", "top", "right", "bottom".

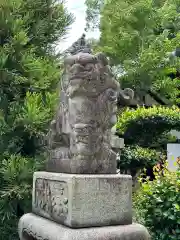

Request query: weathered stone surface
[
  {"left": 46, "top": 50, "right": 120, "bottom": 174},
  {"left": 19, "top": 213, "right": 150, "bottom": 240},
  {"left": 32, "top": 172, "right": 132, "bottom": 228},
  {"left": 45, "top": 35, "right": 135, "bottom": 175}
]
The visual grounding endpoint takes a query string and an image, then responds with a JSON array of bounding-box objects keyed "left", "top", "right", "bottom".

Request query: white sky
[{"left": 57, "top": 0, "right": 100, "bottom": 52}]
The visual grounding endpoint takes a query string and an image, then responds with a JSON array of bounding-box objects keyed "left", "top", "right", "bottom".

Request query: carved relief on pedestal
[{"left": 34, "top": 179, "right": 68, "bottom": 220}]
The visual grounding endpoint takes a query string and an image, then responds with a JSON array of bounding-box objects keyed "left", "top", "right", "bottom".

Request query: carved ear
[
  {"left": 117, "top": 88, "right": 134, "bottom": 106},
  {"left": 123, "top": 88, "right": 134, "bottom": 100}
]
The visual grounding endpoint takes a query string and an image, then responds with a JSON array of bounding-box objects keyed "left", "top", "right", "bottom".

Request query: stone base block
[
  {"left": 32, "top": 172, "right": 132, "bottom": 228},
  {"left": 19, "top": 213, "right": 150, "bottom": 240}
]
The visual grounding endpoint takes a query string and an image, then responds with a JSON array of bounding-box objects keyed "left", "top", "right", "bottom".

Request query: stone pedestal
[
  {"left": 32, "top": 172, "right": 132, "bottom": 228},
  {"left": 18, "top": 172, "right": 150, "bottom": 240},
  {"left": 19, "top": 213, "right": 150, "bottom": 240}
]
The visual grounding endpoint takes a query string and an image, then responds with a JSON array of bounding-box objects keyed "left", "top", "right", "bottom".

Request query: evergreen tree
[
  {"left": 0, "top": 0, "right": 73, "bottom": 239},
  {"left": 85, "top": 0, "right": 180, "bottom": 179},
  {"left": 85, "top": 0, "right": 180, "bottom": 104}
]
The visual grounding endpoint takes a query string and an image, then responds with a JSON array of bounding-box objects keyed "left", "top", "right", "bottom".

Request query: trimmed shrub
[
  {"left": 116, "top": 106, "right": 180, "bottom": 178},
  {"left": 118, "top": 145, "right": 159, "bottom": 175},
  {"left": 134, "top": 162, "right": 180, "bottom": 240},
  {"left": 116, "top": 106, "right": 180, "bottom": 146}
]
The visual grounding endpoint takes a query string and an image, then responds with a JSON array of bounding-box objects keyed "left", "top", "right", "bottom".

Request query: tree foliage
[
  {"left": 85, "top": 0, "right": 103, "bottom": 30},
  {"left": 0, "top": 0, "right": 73, "bottom": 239},
  {"left": 118, "top": 146, "right": 159, "bottom": 175},
  {"left": 85, "top": 0, "right": 180, "bottom": 104},
  {"left": 85, "top": 0, "right": 180, "bottom": 181}
]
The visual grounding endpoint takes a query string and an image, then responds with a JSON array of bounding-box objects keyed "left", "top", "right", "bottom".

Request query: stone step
[{"left": 19, "top": 213, "right": 150, "bottom": 240}]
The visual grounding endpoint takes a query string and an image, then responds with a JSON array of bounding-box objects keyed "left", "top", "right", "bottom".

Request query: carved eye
[{"left": 106, "top": 89, "right": 117, "bottom": 101}]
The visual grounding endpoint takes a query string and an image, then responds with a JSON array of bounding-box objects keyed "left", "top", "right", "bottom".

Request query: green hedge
[
  {"left": 116, "top": 106, "right": 180, "bottom": 146},
  {"left": 118, "top": 146, "right": 159, "bottom": 175},
  {"left": 134, "top": 163, "right": 180, "bottom": 240}
]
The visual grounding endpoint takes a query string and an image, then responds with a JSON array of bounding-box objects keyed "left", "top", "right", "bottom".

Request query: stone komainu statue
[{"left": 46, "top": 34, "right": 134, "bottom": 174}]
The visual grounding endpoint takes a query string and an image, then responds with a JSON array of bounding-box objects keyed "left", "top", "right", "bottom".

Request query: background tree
[
  {"left": 85, "top": 0, "right": 180, "bottom": 104},
  {"left": 0, "top": 0, "right": 73, "bottom": 239},
  {"left": 86, "top": 1, "right": 180, "bottom": 236},
  {"left": 86, "top": 0, "right": 180, "bottom": 188},
  {"left": 85, "top": 0, "right": 180, "bottom": 181}
]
